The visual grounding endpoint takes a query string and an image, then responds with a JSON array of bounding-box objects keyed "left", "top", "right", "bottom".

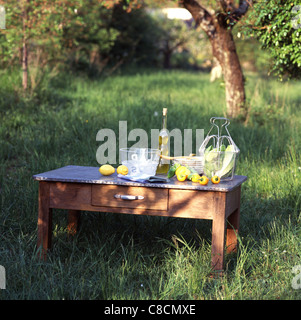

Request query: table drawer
[{"left": 91, "top": 185, "right": 168, "bottom": 211}]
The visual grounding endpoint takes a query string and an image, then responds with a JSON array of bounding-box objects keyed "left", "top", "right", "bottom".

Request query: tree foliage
[
  {"left": 0, "top": 0, "right": 120, "bottom": 90},
  {"left": 0, "top": 0, "right": 209, "bottom": 82},
  {"left": 109, "top": 4, "right": 159, "bottom": 67},
  {"left": 63, "top": 1, "right": 119, "bottom": 73},
  {"left": 242, "top": 1, "right": 301, "bottom": 79},
  {"left": 0, "top": 0, "right": 68, "bottom": 64}
]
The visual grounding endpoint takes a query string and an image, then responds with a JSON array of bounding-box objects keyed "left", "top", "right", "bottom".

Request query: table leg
[
  {"left": 37, "top": 182, "right": 52, "bottom": 260},
  {"left": 226, "top": 187, "right": 241, "bottom": 254},
  {"left": 226, "top": 208, "right": 240, "bottom": 253},
  {"left": 211, "top": 216, "right": 226, "bottom": 272},
  {"left": 67, "top": 210, "right": 81, "bottom": 236},
  {"left": 211, "top": 193, "right": 226, "bottom": 273}
]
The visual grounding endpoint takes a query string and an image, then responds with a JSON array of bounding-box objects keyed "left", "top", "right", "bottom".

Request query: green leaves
[
  {"left": 0, "top": 0, "right": 122, "bottom": 86},
  {"left": 243, "top": 0, "right": 301, "bottom": 80}
]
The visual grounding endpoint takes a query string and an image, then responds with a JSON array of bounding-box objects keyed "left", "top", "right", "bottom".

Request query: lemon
[
  {"left": 117, "top": 165, "right": 128, "bottom": 175},
  {"left": 190, "top": 173, "right": 201, "bottom": 182},
  {"left": 176, "top": 167, "right": 191, "bottom": 178},
  {"left": 175, "top": 165, "right": 186, "bottom": 176},
  {"left": 99, "top": 164, "right": 115, "bottom": 176}
]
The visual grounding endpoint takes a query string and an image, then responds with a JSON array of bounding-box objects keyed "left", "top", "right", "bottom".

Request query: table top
[{"left": 33, "top": 165, "right": 247, "bottom": 192}]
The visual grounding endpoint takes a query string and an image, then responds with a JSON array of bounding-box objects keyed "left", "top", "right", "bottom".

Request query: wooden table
[{"left": 33, "top": 165, "right": 247, "bottom": 273}]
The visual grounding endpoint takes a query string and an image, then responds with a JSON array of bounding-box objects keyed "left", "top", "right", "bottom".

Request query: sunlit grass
[{"left": 0, "top": 68, "right": 300, "bottom": 299}]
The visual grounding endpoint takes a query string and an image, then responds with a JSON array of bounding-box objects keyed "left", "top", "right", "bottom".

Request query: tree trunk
[
  {"left": 210, "top": 28, "right": 246, "bottom": 118},
  {"left": 163, "top": 50, "right": 172, "bottom": 69},
  {"left": 22, "top": 0, "right": 28, "bottom": 91}
]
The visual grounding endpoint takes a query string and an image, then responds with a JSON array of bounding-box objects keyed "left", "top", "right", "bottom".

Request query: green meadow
[{"left": 0, "top": 68, "right": 300, "bottom": 299}]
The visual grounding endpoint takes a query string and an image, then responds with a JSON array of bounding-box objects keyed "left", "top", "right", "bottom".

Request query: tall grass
[{"left": 0, "top": 68, "right": 300, "bottom": 299}]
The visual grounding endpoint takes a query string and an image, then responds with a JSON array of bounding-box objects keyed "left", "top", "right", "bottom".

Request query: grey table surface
[{"left": 33, "top": 165, "right": 247, "bottom": 192}]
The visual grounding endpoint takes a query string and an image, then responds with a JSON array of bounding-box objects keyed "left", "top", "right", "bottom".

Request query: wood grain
[
  {"left": 226, "top": 187, "right": 241, "bottom": 253},
  {"left": 211, "top": 192, "right": 226, "bottom": 271},
  {"left": 91, "top": 185, "right": 168, "bottom": 211},
  {"left": 168, "top": 189, "right": 215, "bottom": 219},
  {"left": 49, "top": 182, "right": 91, "bottom": 210},
  {"left": 225, "top": 187, "right": 240, "bottom": 218}
]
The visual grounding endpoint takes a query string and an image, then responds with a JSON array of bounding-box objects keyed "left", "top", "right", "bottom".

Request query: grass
[{"left": 0, "top": 67, "right": 300, "bottom": 300}]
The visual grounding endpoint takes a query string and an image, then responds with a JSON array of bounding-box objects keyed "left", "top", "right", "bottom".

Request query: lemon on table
[
  {"left": 175, "top": 165, "right": 186, "bottom": 176},
  {"left": 190, "top": 173, "right": 201, "bottom": 182},
  {"left": 117, "top": 165, "right": 128, "bottom": 175},
  {"left": 99, "top": 164, "right": 115, "bottom": 176}
]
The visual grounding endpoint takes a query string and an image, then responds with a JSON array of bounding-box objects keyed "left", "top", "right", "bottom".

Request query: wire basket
[{"left": 199, "top": 117, "right": 240, "bottom": 181}]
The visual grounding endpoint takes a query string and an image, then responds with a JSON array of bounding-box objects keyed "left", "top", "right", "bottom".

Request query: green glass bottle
[{"left": 156, "top": 108, "right": 169, "bottom": 175}]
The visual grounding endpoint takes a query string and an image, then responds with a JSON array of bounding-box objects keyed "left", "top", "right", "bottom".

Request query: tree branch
[
  {"left": 231, "top": 0, "right": 253, "bottom": 25},
  {"left": 217, "top": 0, "right": 254, "bottom": 28},
  {"left": 181, "top": 0, "right": 216, "bottom": 38}
]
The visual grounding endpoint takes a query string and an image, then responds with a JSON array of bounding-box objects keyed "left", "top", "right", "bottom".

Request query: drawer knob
[{"left": 114, "top": 194, "right": 144, "bottom": 200}]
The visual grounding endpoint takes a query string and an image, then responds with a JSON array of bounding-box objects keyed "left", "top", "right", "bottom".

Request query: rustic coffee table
[{"left": 33, "top": 165, "right": 247, "bottom": 273}]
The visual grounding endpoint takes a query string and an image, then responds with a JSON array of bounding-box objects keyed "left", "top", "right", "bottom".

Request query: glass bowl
[{"left": 119, "top": 148, "right": 160, "bottom": 176}]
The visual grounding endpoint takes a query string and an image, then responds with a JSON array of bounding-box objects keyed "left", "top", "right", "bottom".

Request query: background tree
[
  {"left": 0, "top": 0, "right": 119, "bottom": 91},
  {"left": 63, "top": 0, "right": 119, "bottom": 75},
  {"left": 148, "top": 9, "right": 201, "bottom": 69},
  {"left": 181, "top": 0, "right": 254, "bottom": 119},
  {"left": 109, "top": 3, "right": 159, "bottom": 68},
  {"left": 0, "top": 0, "right": 71, "bottom": 92}
]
